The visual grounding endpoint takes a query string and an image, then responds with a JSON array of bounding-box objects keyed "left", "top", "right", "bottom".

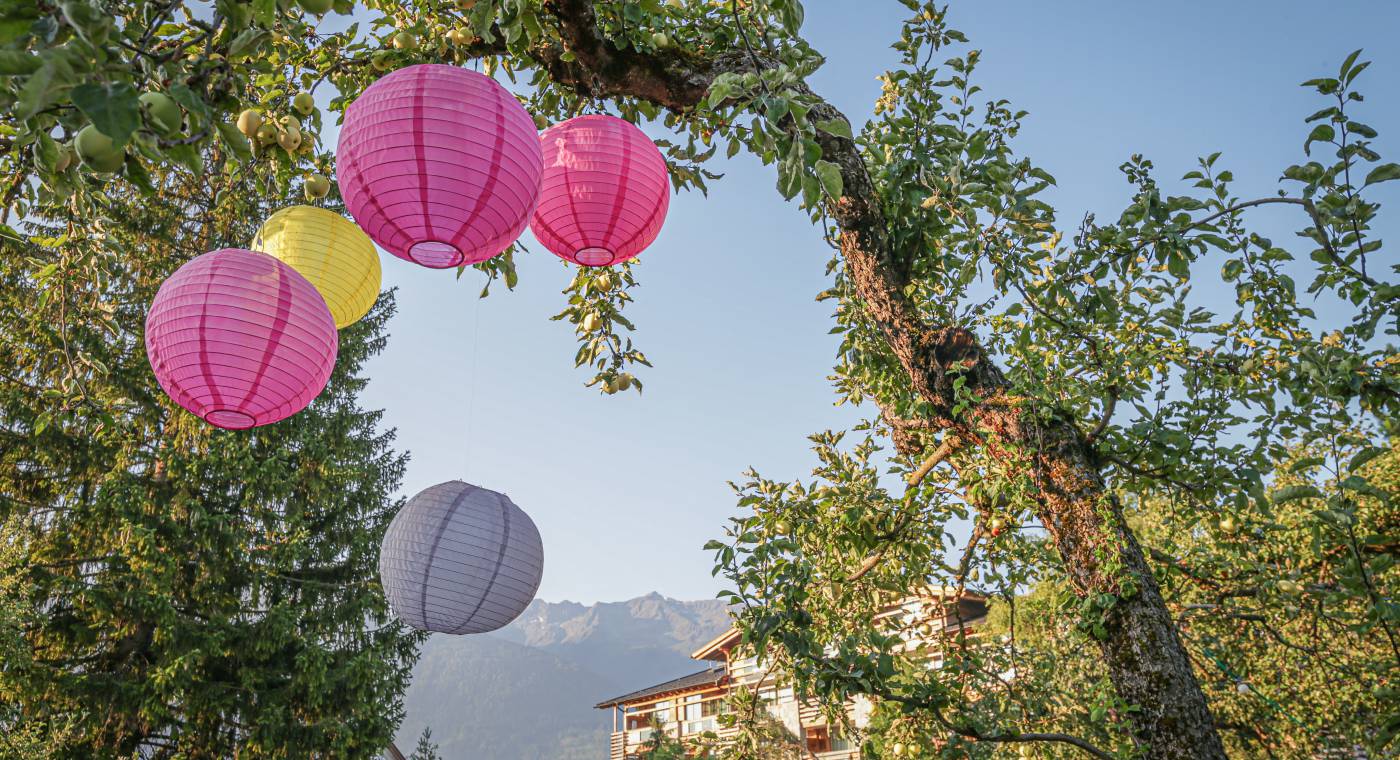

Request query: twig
[{"left": 907, "top": 435, "right": 960, "bottom": 486}]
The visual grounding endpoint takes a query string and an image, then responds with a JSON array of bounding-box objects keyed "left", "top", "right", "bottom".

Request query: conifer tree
[{"left": 0, "top": 160, "right": 421, "bottom": 757}]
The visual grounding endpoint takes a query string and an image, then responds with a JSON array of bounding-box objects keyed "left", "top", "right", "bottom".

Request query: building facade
[{"left": 595, "top": 590, "right": 988, "bottom": 759}]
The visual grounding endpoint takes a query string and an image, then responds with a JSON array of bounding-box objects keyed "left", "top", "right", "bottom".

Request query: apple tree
[{"left": 2, "top": 0, "right": 1397, "bottom": 758}]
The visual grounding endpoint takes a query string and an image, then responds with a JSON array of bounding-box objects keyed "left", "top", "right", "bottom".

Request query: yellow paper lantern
[{"left": 251, "top": 206, "right": 381, "bottom": 329}]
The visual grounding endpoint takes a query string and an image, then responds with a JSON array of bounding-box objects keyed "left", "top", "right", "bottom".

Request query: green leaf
[
  {"left": 227, "top": 28, "right": 269, "bottom": 60},
  {"left": 814, "top": 117, "right": 852, "bottom": 140},
  {"left": 14, "top": 53, "right": 75, "bottom": 121},
  {"left": 1272, "top": 484, "right": 1323, "bottom": 505},
  {"left": 71, "top": 82, "right": 141, "bottom": 147},
  {"left": 166, "top": 142, "right": 203, "bottom": 176},
  {"left": 215, "top": 121, "right": 253, "bottom": 161},
  {"left": 32, "top": 131, "right": 58, "bottom": 171},
  {"left": 814, "top": 159, "right": 842, "bottom": 199},
  {"left": 167, "top": 84, "right": 210, "bottom": 120},
  {"left": 1363, "top": 163, "right": 1400, "bottom": 187},
  {"left": 0, "top": 50, "right": 41, "bottom": 75},
  {"left": 1347, "top": 446, "right": 1387, "bottom": 473},
  {"left": 1303, "top": 124, "right": 1334, "bottom": 156},
  {"left": 706, "top": 79, "right": 733, "bottom": 109},
  {"left": 251, "top": 0, "right": 276, "bottom": 27}
]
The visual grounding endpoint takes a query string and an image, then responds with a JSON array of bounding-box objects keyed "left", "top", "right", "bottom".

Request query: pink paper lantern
[
  {"left": 145, "top": 248, "right": 338, "bottom": 430},
  {"left": 337, "top": 64, "right": 543, "bottom": 269},
  {"left": 531, "top": 115, "right": 670, "bottom": 267}
]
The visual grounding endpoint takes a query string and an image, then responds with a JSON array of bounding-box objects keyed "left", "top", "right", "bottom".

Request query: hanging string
[{"left": 462, "top": 284, "right": 485, "bottom": 481}]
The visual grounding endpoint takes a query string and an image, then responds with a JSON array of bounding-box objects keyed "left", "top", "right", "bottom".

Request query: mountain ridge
[{"left": 396, "top": 594, "right": 733, "bottom": 760}]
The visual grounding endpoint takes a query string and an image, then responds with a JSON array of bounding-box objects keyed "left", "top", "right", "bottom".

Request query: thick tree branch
[{"left": 464, "top": 5, "right": 1229, "bottom": 757}]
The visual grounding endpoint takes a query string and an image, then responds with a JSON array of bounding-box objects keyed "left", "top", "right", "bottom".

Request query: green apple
[
  {"left": 277, "top": 125, "right": 302, "bottom": 151},
  {"left": 371, "top": 51, "right": 393, "bottom": 71},
  {"left": 297, "top": 0, "right": 333, "bottom": 14},
  {"left": 616, "top": 373, "right": 633, "bottom": 391},
  {"left": 304, "top": 174, "right": 331, "bottom": 199},
  {"left": 74, "top": 125, "right": 124, "bottom": 172},
  {"left": 595, "top": 273, "right": 613, "bottom": 290},
  {"left": 651, "top": 32, "right": 671, "bottom": 48},
  {"left": 256, "top": 123, "right": 278, "bottom": 146},
  {"left": 237, "top": 109, "right": 263, "bottom": 138},
  {"left": 139, "top": 91, "right": 183, "bottom": 136},
  {"left": 54, "top": 146, "right": 75, "bottom": 173},
  {"left": 392, "top": 31, "right": 417, "bottom": 50},
  {"left": 581, "top": 313, "right": 601, "bottom": 332},
  {"left": 292, "top": 92, "right": 315, "bottom": 116}
]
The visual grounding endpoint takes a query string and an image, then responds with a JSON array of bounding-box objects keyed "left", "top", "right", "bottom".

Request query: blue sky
[{"left": 344, "top": 1, "right": 1400, "bottom": 604}]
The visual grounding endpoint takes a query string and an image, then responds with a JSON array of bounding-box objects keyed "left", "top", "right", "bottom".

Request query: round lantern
[
  {"left": 337, "top": 64, "right": 543, "bottom": 269},
  {"left": 379, "top": 480, "right": 544, "bottom": 634},
  {"left": 251, "top": 206, "right": 381, "bottom": 329},
  {"left": 145, "top": 248, "right": 338, "bottom": 430},
  {"left": 530, "top": 114, "right": 670, "bottom": 267}
]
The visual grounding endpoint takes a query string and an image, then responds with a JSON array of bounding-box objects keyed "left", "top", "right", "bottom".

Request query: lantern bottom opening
[
  {"left": 574, "top": 246, "right": 618, "bottom": 267},
  {"left": 408, "top": 240, "right": 466, "bottom": 269},
  {"left": 204, "top": 408, "right": 257, "bottom": 430}
]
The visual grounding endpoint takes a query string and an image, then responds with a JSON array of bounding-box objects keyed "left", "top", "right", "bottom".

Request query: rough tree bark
[{"left": 506, "top": 3, "right": 1230, "bottom": 757}]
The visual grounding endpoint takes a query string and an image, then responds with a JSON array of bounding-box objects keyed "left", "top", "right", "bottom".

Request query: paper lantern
[
  {"left": 251, "top": 206, "right": 381, "bottom": 329},
  {"left": 145, "top": 248, "right": 338, "bottom": 430},
  {"left": 379, "top": 481, "right": 544, "bottom": 634},
  {"left": 337, "top": 64, "right": 543, "bottom": 269},
  {"left": 531, "top": 114, "right": 670, "bottom": 267}
]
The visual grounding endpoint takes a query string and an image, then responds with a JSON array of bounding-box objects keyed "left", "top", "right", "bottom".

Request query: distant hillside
[{"left": 395, "top": 594, "right": 732, "bottom": 760}]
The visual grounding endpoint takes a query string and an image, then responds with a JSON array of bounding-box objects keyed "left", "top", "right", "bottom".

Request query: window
[
  {"left": 806, "top": 726, "right": 830, "bottom": 753},
  {"left": 757, "top": 685, "right": 795, "bottom": 703},
  {"left": 653, "top": 700, "right": 674, "bottom": 725},
  {"left": 729, "top": 655, "right": 760, "bottom": 678}
]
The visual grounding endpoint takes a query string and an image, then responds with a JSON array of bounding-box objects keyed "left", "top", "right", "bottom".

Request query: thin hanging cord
[{"left": 462, "top": 287, "right": 485, "bottom": 481}]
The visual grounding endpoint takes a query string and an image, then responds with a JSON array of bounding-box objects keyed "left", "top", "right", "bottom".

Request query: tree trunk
[{"left": 521, "top": 3, "right": 1230, "bottom": 756}]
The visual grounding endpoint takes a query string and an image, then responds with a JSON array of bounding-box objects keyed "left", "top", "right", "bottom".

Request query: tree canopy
[
  {"left": 2, "top": 0, "right": 1397, "bottom": 758},
  {"left": 0, "top": 141, "right": 421, "bottom": 755}
]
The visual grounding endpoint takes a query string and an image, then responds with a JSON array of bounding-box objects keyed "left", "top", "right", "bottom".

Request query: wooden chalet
[{"left": 595, "top": 588, "right": 989, "bottom": 759}]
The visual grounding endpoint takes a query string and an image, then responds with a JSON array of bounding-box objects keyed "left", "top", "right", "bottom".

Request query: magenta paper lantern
[
  {"left": 337, "top": 64, "right": 543, "bottom": 269},
  {"left": 530, "top": 114, "right": 670, "bottom": 267},
  {"left": 145, "top": 248, "right": 338, "bottom": 430}
]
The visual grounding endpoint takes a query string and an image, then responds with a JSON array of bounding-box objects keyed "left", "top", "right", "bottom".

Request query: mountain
[{"left": 395, "top": 594, "right": 733, "bottom": 760}]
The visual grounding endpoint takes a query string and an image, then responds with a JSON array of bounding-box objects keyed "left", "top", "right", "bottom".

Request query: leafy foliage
[
  {"left": 0, "top": 154, "right": 422, "bottom": 755},
  {"left": 706, "top": 6, "right": 1396, "bottom": 758},
  {"left": 3, "top": 0, "right": 1397, "bottom": 756}
]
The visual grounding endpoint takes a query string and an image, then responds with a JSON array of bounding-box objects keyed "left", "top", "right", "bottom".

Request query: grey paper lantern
[{"left": 379, "top": 481, "right": 544, "bottom": 634}]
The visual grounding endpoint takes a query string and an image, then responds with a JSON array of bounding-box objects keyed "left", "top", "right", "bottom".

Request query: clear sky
[{"left": 343, "top": 1, "right": 1400, "bottom": 604}]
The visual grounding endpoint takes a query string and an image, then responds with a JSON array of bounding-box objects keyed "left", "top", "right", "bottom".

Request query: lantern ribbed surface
[
  {"left": 531, "top": 114, "right": 670, "bottom": 267},
  {"left": 252, "top": 206, "right": 382, "bottom": 329},
  {"left": 379, "top": 481, "right": 544, "bottom": 634},
  {"left": 337, "top": 64, "right": 543, "bottom": 269},
  {"left": 145, "top": 248, "right": 339, "bottom": 430}
]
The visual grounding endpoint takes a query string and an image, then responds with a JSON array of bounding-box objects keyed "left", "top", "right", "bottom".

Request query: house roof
[
  {"left": 594, "top": 666, "right": 726, "bottom": 709},
  {"left": 690, "top": 627, "right": 742, "bottom": 662},
  {"left": 690, "top": 587, "right": 989, "bottom": 662}
]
